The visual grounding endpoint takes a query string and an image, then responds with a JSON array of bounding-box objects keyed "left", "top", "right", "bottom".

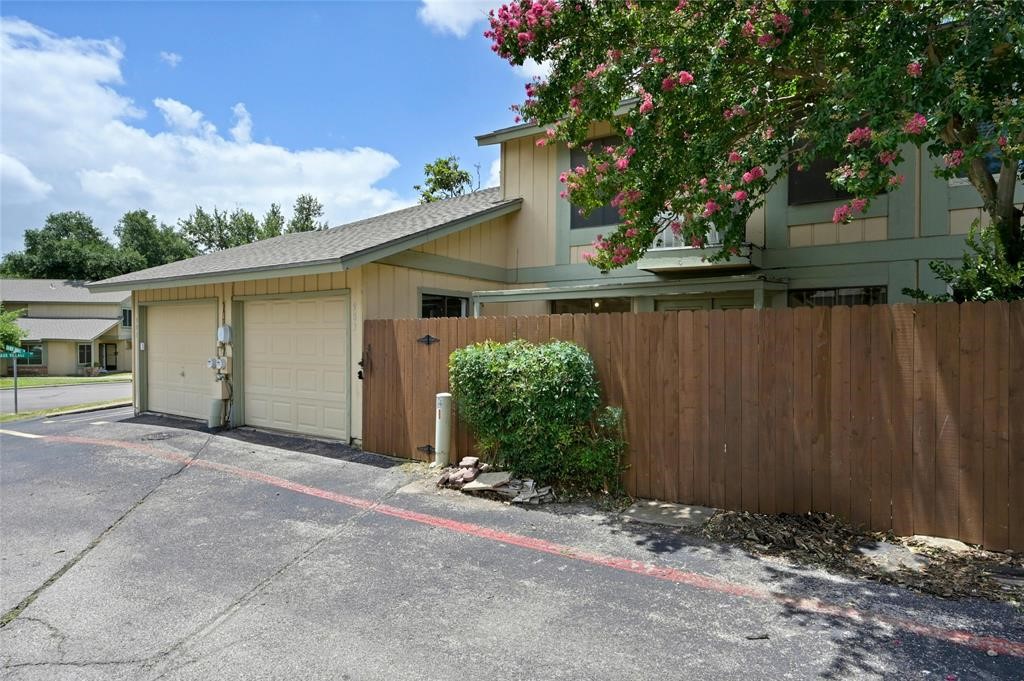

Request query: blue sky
[{"left": 0, "top": 1, "right": 537, "bottom": 252}]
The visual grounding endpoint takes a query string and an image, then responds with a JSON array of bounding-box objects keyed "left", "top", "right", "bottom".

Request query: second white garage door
[{"left": 243, "top": 296, "right": 349, "bottom": 440}]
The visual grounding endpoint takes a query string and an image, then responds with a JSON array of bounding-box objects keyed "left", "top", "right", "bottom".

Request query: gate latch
[{"left": 417, "top": 335, "right": 440, "bottom": 346}]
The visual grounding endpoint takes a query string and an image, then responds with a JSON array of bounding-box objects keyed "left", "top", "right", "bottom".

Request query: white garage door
[
  {"left": 243, "top": 296, "right": 349, "bottom": 440},
  {"left": 146, "top": 302, "right": 216, "bottom": 419}
]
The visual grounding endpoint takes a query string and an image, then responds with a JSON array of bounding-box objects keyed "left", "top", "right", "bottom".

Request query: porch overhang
[
  {"left": 472, "top": 273, "right": 788, "bottom": 311},
  {"left": 635, "top": 244, "right": 762, "bottom": 272}
]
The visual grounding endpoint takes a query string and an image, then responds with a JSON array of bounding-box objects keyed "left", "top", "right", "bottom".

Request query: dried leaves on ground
[{"left": 702, "top": 510, "right": 1023, "bottom": 606}]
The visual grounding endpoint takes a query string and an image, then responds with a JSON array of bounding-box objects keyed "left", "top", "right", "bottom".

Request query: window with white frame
[{"left": 17, "top": 343, "right": 43, "bottom": 366}]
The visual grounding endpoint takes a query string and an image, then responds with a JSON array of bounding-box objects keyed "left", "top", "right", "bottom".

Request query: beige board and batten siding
[
  {"left": 500, "top": 133, "right": 558, "bottom": 268},
  {"left": 412, "top": 215, "right": 511, "bottom": 268}
]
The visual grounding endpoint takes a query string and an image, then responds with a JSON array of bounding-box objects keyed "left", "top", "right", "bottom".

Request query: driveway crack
[
  {"left": 0, "top": 435, "right": 214, "bottom": 629},
  {"left": 147, "top": 480, "right": 407, "bottom": 679}
]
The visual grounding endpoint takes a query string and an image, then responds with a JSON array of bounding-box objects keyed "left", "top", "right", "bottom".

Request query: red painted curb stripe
[{"left": 51, "top": 434, "right": 1024, "bottom": 658}]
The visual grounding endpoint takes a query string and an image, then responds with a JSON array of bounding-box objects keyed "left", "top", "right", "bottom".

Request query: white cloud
[
  {"left": 417, "top": 0, "right": 493, "bottom": 38},
  {"left": 515, "top": 58, "right": 552, "bottom": 80},
  {"left": 0, "top": 18, "right": 411, "bottom": 252},
  {"left": 159, "top": 50, "right": 181, "bottom": 68},
  {"left": 1, "top": 153, "right": 53, "bottom": 203},
  {"left": 230, "top": 102, "right": 252, "bottom": 143},
  {"left": 485, "top": 157, "right": 501, "bottom": 188},
  {"left": 154, "top": 97, "right": 215, "bottom": 136}
]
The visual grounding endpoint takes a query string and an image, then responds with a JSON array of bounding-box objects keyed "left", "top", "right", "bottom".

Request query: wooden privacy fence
[{"left": 362, "top": 302, "right": 1023, "bottom": 551}]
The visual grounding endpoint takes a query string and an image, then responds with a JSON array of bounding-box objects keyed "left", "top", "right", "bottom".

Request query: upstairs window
[
  {"left": 569, "top": 136, "right": 622, "bottom": 229},
  {"left": 787, "top": 157, "right": 854, "bottom": 206},
  {"left": 421, "top": 293, "right": 468, "bottom": 318},
  {"left": 121, "top": 308, "right": 132, "bottom": 328}
]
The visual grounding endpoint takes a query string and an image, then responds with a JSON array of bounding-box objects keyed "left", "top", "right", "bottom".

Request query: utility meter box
[{"left": 217, "top": 325, "right": 232, "bottom": 345}]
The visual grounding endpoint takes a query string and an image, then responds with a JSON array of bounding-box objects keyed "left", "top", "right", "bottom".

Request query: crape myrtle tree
[{"left": 485, "top": 0, "right": 1024, "bottom": 281}]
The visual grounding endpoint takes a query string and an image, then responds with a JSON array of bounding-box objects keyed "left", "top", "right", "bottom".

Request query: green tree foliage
[
  {"left": 0, "top": 306, "right": 27, "bottom": 349},
  {"left": 259, "top": 203, "right": 286, "bottom": 240},
  {"left": 449, "top": 339, "right": 624, "bottom": 492},
  {"left": 905, "top": 221, "right": 1024, "bottom": 302},
  {"left": 486, "top": 0, "right": 1024, "bottom": 271},
  {"left": 287, "top": 194, "right": 328, "bottom": 233},
  {"left": 179, "top": 206, "right": 261, "bottom": 253},
  {"left": 114, "top": 210, "right": 197, "bottom": 269},
  {"left": 414, "top": 155, "right": 476, "bottom": 203},
  {"left": 0, "top": 212, "right": 144, "bottom": 280}
]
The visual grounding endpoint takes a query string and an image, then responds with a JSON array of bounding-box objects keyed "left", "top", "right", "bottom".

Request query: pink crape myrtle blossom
[
  {"left": 846, "top": 127, "right": 873, "bottom": 146},
  {"left": 703, "top": 200, "right": 720, "bottom": 217},
  {"left": 907, "top": 62, "right": 923, "bottom": 77},
  {"left": 877, "top": 150, "right": 898, "bottom": 165},
  {"left": 732, "top": 190, "right": 749, "bottom": 201},
  {"left": 832, "top": 204, "right": 852, "bottom": 223},
  {"left": 851, "top": 198, "right": 868, "bottom": 213},
  {"left": 944, "top": 149, "right": 965, "bottom": 168},
  {"left": 677, "top": 70, "right": 694, "bottom": 85},
  {"left": 903, "top": 113, "right": 927, "bottom": 135},
  {"left": 727, "top": 151, "right": 742, "bottom": 163}
]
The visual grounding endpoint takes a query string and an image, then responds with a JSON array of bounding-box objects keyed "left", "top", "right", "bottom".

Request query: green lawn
[
  {"left": 0, "top": 373, "right": 133, "bottom": 389},
  {"left": 0, "top": 399, "right": 132, "bottom": 423}
]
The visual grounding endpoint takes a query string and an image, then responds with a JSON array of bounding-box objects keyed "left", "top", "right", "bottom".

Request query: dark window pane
[
  {"left": 421, "top": 293, "right": 467, "bottom": 319},
  {"left": 16, "top": 343, "right": 42, "bottom": 366},
  {"left": 551, "top": 297, "right": 631, "bottom": 314},
  {"left": 788, "top": 157, "right": 854, "bottom": 206},
  {"left": 570, "top": 136, "right": 622, "bottom": 230},
  {"left": 122, "top": 309, "right": 132, "bottom": 327},
  {"left": 788, "top": 286, "right": 887, "bottom": 308}
]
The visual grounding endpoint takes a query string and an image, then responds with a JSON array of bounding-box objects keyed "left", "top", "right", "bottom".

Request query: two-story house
[
  {"left": 0, "top": 279, "right": 133, "bottom": 376},
  {"left": 88, "top": 121, "right": 1023, "bottom": 445}
]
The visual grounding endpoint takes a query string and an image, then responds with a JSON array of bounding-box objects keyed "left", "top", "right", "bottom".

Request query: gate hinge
[
  {"left": 417, "top": 444, "right": 436, "bottom": 455},
  {"left": 417, "top": 335, "right": 440, "bottom": 346}
]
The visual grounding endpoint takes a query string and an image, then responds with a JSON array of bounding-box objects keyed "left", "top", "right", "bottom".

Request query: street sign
[{"left": 2, "top": 345, "right": 31, "bottom": 414}]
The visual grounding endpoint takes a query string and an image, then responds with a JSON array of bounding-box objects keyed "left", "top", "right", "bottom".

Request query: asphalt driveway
[
  {"left": 0, "top": 382, "right": 132, "bottom": 414},
  {"left": 1, "top": 408, "right": 1021, "bottom": 680}
]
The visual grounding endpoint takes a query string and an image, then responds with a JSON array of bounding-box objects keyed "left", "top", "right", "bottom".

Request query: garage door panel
[
  {"left": 146, "top": 302, "right": 216, "bottom": 420},
  {"left": 244, "top": 296, "right": 348, "bottom": 440}
]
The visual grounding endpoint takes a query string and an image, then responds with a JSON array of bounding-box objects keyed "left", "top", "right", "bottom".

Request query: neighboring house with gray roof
[{"left": 1, "top": 279, "right": 132, "bottom": 376}]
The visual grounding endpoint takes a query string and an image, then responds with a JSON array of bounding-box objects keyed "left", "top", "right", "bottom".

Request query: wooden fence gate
[{"left": 362, "top": 303, "right": 1023, "bottom": 552}]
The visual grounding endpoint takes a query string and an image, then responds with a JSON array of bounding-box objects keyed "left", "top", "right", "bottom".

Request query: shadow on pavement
[{"left": 124, "top": 413, "right": 402, "bottom": 469}]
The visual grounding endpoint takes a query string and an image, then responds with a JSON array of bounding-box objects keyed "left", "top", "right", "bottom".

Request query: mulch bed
[{"left": 701, "top": 510, "right": 1023, "bottom": 606}]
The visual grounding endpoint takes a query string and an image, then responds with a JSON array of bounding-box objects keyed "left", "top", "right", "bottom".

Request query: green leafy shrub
[
  {"left": 449, "top": 339, "right": 625, "bottom": 493},
  {"left": 904, "top": 221, "right": 1024, "bottom": 302}
]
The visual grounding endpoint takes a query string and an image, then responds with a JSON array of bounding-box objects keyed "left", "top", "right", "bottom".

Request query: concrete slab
[
  {"left": 622, "top": 499, "right": 717, "bottom": 530},
  {"left": 462, "top": 471, "right": 512, "bottom": 491},
  {"left": 909, "top": 535, "right": 973, "bottom": 554},
  {"left": 855, "top": 541, "right": 931, "bottom": 574}
]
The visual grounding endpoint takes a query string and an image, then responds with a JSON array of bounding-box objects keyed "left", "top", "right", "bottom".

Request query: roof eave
[{"left": 86, "top": 197, "right": 522, "bottom": 292}]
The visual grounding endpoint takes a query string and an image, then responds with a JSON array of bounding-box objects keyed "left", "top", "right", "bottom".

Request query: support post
[{"left": 432, "top": 392, "right": 452, "bottom": 468}]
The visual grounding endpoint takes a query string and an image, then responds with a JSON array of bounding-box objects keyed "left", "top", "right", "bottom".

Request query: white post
[
  {"left": 432, "top": 392, "right": 452, "bottom": 468},
  {"left": 12, "top": 355, "right": 18, "bottom": 414}
]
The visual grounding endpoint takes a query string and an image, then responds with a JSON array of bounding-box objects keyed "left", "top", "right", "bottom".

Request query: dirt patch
[{"left": 702, "top": 510, "right": 1023, "bottom": 606}]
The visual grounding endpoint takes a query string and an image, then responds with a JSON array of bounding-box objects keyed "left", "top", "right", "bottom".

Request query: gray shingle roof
[
  {"left": 17, "top": 317, "right": 120, "bottom": 342},
  {"left": 1, "top": 279, "right": 130, "bottom": 304},
  {"left": 89, "top": 188, "right": 520, "bottom": 290}
]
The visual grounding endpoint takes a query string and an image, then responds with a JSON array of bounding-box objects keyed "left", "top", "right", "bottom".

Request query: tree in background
[
  {"left": 287, "top": 194, "right": 328, "bottom": 233},
  {"left": 178, "top": 206, "right": 261, "bottom": 253},
  {"left": 115, "top": 210, "right": 197, "bottom": 269},
  {"left": 415, "top": 156, "right": 476, "bottom": 203},
  {"left": 486, "top": 0, "right": 1023, "bottom": 284},
  {"left": 259, "top": 203, "right": 286, "bottom": 240},
  {"left": 0, "top": 306, "right": 27, "bottom": 349},
  {"left": 0, "top": 212, "right": 144, "bottom": 280}
]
